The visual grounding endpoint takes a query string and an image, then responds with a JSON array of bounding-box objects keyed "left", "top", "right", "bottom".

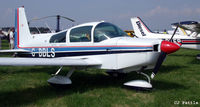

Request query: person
[
  {"left": 85, "top": 34, "right": 91, "bottom": 41},
  {"left": 9, "top": 28, "right": 15, "bottom": 49},
  {"left": 163, "top": 29, "right": 168, "bottom": 34}
]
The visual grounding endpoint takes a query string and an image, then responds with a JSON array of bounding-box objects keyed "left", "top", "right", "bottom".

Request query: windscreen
[{"left": 94, "top": 22, "right": 128, "bottom": 42}]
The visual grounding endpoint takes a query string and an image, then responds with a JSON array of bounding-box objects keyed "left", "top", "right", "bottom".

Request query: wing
[
  {"left": 0, "top": 57, "right": 101, "bottom": 66},
  {"left": 0, "top": 49, "right": 101, "bottom": 66},
  {"left": 0, "top": 49, "right": 30, "bottom": 53},
  {"left": 171, "top": 21, "right": 200, "bottom": 33}
]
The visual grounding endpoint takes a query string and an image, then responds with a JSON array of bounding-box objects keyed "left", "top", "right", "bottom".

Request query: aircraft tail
[
  {"left": 130, "top": 17, "right": 153, "bottom": 37},
  {"left": 14, "top": 7, "right": 32, "bottom": 49}
]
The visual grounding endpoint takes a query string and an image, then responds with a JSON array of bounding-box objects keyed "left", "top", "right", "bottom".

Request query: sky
[{"left": 0, "top": 0, "right": 200, "bottom": 31}]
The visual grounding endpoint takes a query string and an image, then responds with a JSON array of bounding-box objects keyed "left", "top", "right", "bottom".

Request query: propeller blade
[
  {"left": 29, "top": 15, "right": 75, "bottom": 22},
  {"left": 60, "top": 16, "right": 75, "bottom": 22},
  {"left": 169, "top": 25, "right": 179, "bottom": 42},
  {"left": 151, "top": 23, "right": 181, "bottom": 79},
  {"left": 151, "top": 40, "right": 181, "bottom": 79},
  {"left": 151, "top": 51, "right": 166, "bottom": 79},
  {"left": 29, "top": 15, "right": 57, "bottom": 22},
  {"left": 28, "top": 15, "right": 75, "bottom": 32}
]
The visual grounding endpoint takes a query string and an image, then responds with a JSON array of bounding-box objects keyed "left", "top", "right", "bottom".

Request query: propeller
[
  {"left": 28, "top": 15, "right": 75, "bottom": 32},
  {"left": 151, "top": 25, "right": 181, "bottom": 79},
  {"left": 169, "top": 25, "right": 179, "bottom": 42}
]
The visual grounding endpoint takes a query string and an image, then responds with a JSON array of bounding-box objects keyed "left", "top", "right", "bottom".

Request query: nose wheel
[
  {"left": 124, "top": 67, "right": 152, "bottom": 90},
  {"left": 123, "top": 71, "right": 152, "bottom": 90}
]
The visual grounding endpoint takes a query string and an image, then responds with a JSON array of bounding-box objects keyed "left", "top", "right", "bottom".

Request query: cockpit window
[
  {"left": 94, "top": 22, "right": 128, "bottom": 42},
  {"left": 50, "top": 31, "right": 66, "bottom": 43},
  {"left": 70, "top": 26, "right": 92, "bottom": 42}
]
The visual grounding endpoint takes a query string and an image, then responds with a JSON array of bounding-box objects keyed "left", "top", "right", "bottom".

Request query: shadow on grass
[
  {"left": 158, "top": 65, "right": 187, "bottom": 74},
  {"left": 0, "top": 70, "right": 188, "bottom": 106},
  {"left": 0, "top": 66, "right": 61, "bottom": 75},
  {"left": 169, "top": 54, "right": 196, "bottom": 58},
  {"left": 0, "top": 71, "right": 125, "bottom": 106},
  {"left": 0, "top": 85, "right": 76, "bottom": 106},
  {"left": 152, "top": 80, "right": 187, "bottom": 91},
  {"left": 189, "top": 58, "right": 200, "bottom": 64}
]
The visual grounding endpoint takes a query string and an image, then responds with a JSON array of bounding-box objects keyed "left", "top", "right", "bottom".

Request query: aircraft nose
[{"left": 160, "top": 41, "right": 181, "bottom": 54}]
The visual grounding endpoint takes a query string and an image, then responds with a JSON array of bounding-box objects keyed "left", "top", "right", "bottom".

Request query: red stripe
[
  {"left": 17, "top": 8, "right": 20, "bottom": 48},
  {"left": 137, "top": 17, "right": 151, "bottom": 33},
  {"left": 19, "top": 45, "right": 153, "bottom": 49},
  {"left": 182, "top": 40, "right": 200, "bottom": 43}
]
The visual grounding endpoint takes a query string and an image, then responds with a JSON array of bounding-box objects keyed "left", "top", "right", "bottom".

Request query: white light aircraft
[
  {"left": 171, "top": 21, "right": 200, "bottom": 39},
  {"left": 131, "top": 17, "right": 200, "bottom": 50},
  {"left": 172, "top": 21, "right": 200, "bottom": 34},
  {"left": 172, "top": 21, "right": 200, "bottom": 59},
  {"left": 0, "top": 7, "right": 181, "bottom": 90}
]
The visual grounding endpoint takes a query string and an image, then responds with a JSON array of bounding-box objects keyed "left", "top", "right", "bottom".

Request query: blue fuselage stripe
[
  {"left": 17, "top": 46, "right": 153, "bottom": 57},
  {"left": 14, "top": 8, "right": 18, "bottom": 49},
  {"left": 22, "top": 46, "right": 153, "bottom": 52}
]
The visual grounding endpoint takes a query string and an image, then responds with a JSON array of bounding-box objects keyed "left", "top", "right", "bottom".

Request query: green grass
[
  {"left": 1, "top": 39, "right": 9, "bottom": 50},
  {"left": 0, "top": 40, "right": 200, "bottom": 107}
]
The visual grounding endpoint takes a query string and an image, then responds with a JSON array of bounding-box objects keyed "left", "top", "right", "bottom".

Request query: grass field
[{"left": 0, "top": 40, "right": 200, "bottom": 107}]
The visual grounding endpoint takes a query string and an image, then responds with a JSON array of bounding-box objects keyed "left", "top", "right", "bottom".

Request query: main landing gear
[
  {"left": 47, "top": 66, "right": 75, "bottom": 86},
  {"left": 123, "top": 67, "right": 152, "bottom": 90}
]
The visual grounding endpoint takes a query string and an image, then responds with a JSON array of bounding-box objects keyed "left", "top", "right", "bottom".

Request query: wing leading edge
[
  {"left": 0, "top": 49, "right": 30, "bottom": 53},
  {"left": 0, "top": 57, "right": 101, "bottom": 66}
]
